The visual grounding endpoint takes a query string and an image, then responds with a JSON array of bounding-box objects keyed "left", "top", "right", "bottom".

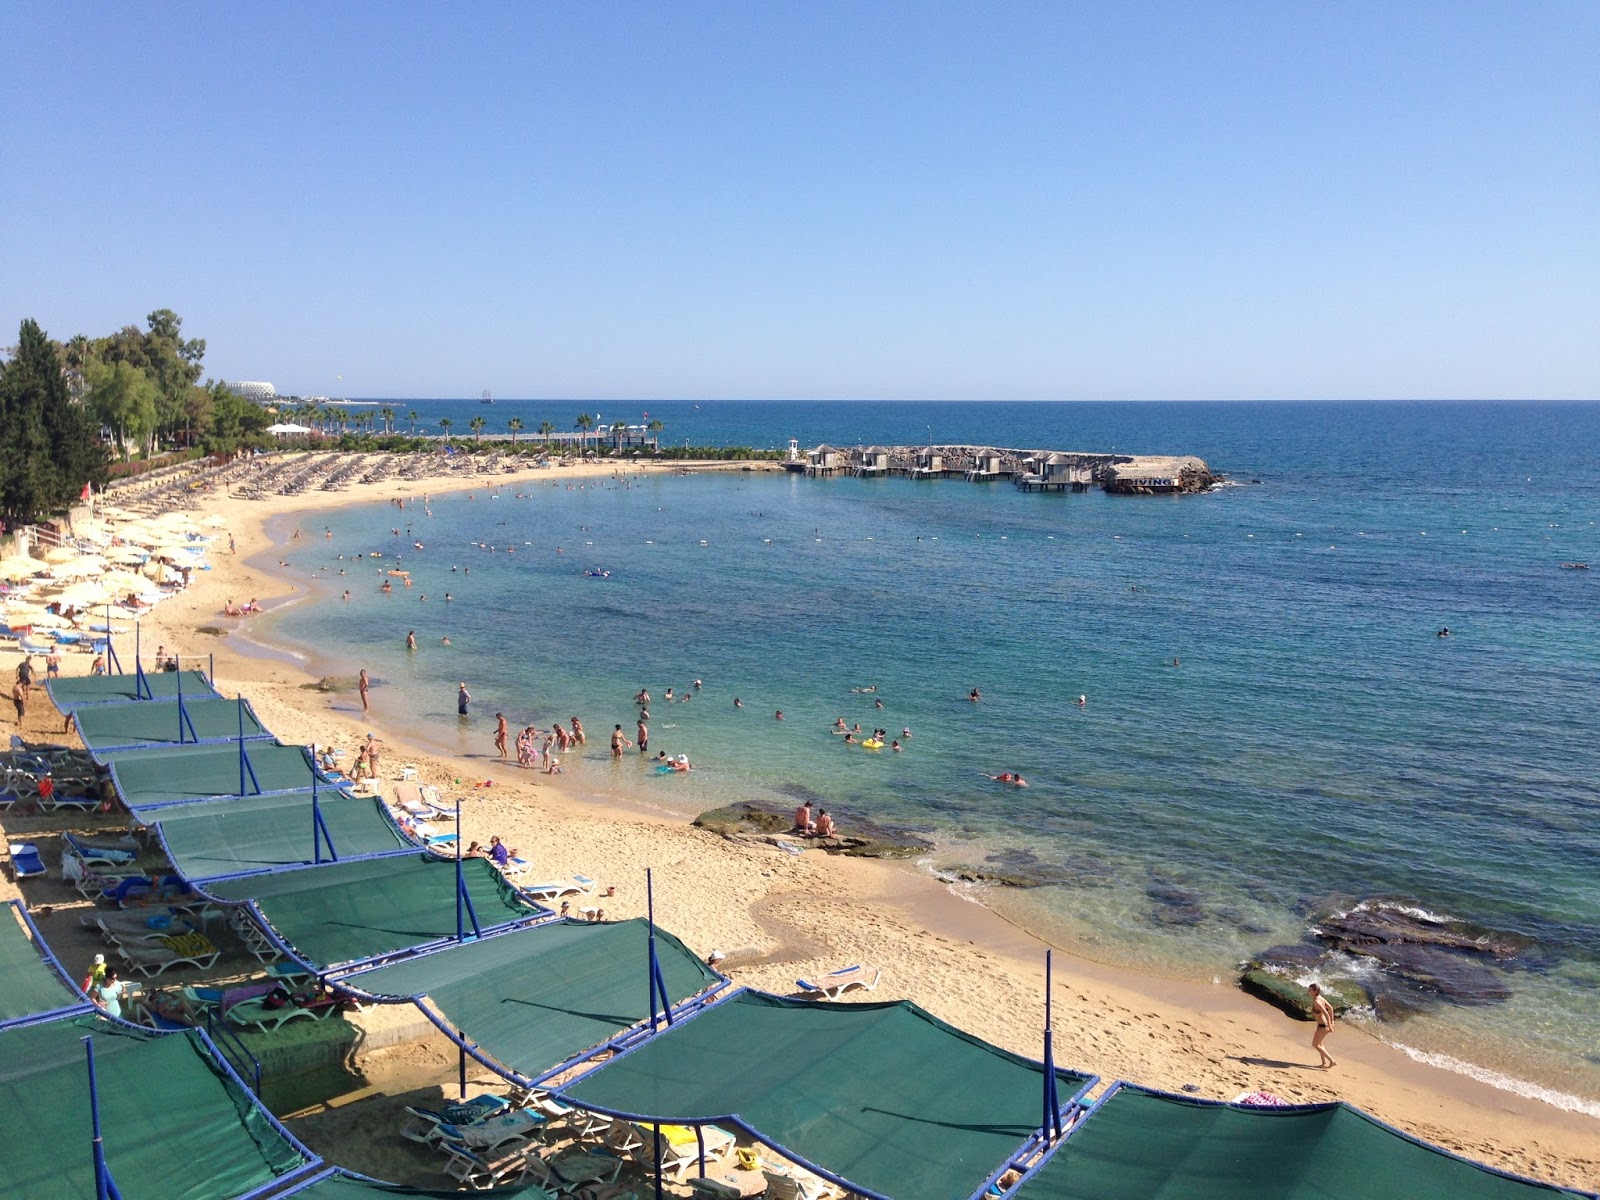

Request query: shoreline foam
[{"left": 13, "top": 452, "right": 1594, "bottom": 1191}]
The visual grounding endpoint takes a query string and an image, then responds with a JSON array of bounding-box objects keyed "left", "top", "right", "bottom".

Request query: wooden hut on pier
[
  {"left": 909, "top": 447, "right": 946, "bottom": 480},
  {"left": 854, "top": 446, "right": 892, "bottom": 477},
  {"left": 964, "top": 449, "right": 1010, "bottom": 482},
  {"left": 806, "top": 444, "right": 842, "bottom": 476}
]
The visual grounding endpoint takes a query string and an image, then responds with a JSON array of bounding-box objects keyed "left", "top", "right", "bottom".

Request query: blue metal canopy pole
[
  {"left": 208, "top": 652, "right": 214, "bottom": 687},
  {"left": 1043, "top": 950, "right": 1062, "bottom": 1141},
  {"left": 455, "top": 801, "right": 464, "bottom": 942},
  {"left": 133, "top": 622, "right": 148, "bottom": 698},
  {"left": 105, "top": 605, "right": 122, "bottom": 674},
  {"left": 647, "top": 868, "right": 673, "bottom": 1030},
  {"left": 234, "top": 698, "right": 262, "bottom": 795},
  {"left": 653, "top": 1123, "right": 665, "bottom": 1200},
  {"left": 82, "top": 1035, "right": 123, "bottom": 1200},
  {"left": 175, "top": 662, "right": 197, "bottom": 744}
]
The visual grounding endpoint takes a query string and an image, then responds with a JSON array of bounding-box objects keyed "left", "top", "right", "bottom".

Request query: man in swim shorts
[{"left": 636, "top": 717, "right": 648, "bottom": 753}]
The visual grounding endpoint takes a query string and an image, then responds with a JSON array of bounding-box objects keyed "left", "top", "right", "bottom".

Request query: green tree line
[{"left": 1, "top": 309, "right": 271, "bottom": 528}]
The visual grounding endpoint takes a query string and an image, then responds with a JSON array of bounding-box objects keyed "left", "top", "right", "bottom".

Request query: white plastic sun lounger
[
  {"left": 116, "top": 934, "right": 221, "bottom": 976},
  {"left": 522, "top": 875, "right": 595, "bottom": 902},
  {"left": 795, "top": 964, "right": 881, "bottom": 1000}
]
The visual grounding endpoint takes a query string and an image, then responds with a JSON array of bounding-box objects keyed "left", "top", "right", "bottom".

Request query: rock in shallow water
[{"left": 1239, "top": 968, "right": 1367, "bottom": 1020}]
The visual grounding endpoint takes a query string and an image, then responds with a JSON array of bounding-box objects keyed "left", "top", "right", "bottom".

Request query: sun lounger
[
  {"left": 438, "top": 1141, "right": 549, "bottom": 1192},
  {"left": 62, "top": 832, "right": 139, "bottom": 866},
  {"left": 180, "top": 980, "right": 280, "bottom": 1019},
  {"left": 226, "top": 991, "right": 342, "bottom": 1033},
  {"left": 400, "top": 1094, "right": 511, "bottom": 1144},
  {"left": 8, "top": 842, "right": 46, "bottom": 879},
  {"left": 434, "top": 1107, "right": 547, "bottom": 1155},
  {"left": 606, "top": 1122, "right": 735, "bottom": 1182},
  {"left": 762, "top": 1169, "right": 841, "bottom": 1200},
  {"left": 84, "top": 909, "right": 198, "bottom": 944},
  {"left": 795, "top": 965, "right": 881, "bottom": 1001},
  {"left": 61, "top": 853, "right": 144, "bottom": 898},
  {"left": 116, "top": 931, "right": 221, "bottom": 976},
  {"left": 523, "top": 875, "right": 595, "bottom": 902},
  {"left": 99, "top": 874, "right": 193, "bottom": 908}
]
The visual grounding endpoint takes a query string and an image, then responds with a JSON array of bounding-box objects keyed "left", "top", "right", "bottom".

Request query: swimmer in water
[
  {"left": 985, "top": 772, "right": 1029, "bottom": 788},
  {"left": 774, "top": 710, "right": 784, "bottom": 720},
  {"left": 1076, "top": 694, "right": 1087, "bottom": 706},
  {"left": 733, "top": 697, "right": 743, "bottom": 708},
  {"left": 891, "top": 740, "right": 902, "bottom": 752},
  {"left": 969, "top": 688, "right": 981, "bottom": 701}
]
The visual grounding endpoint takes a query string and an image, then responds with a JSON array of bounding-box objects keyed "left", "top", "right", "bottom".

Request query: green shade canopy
[
  {"left": 0, "top": 1016, "right": 310, "bottom": 1199},
  {"left": 99, "top": 740, "right": 321, "bottom": 814},
  {"left": 282, "top": 1168, "right": 553, "bottom": 1198},
  {"left": 153, "top": 790, "right": 409, "bottom": 881},
  {"left": 563, "top": 991, "right": 1091, "bottom": 1200},
  {"left": 205, "top": 854, "right": 540, "bottom": 969},
  {"left": 0, "top": 902, "right": 86, "bottom": 1027},
  {"left": 1015, "top": 1086, "right": 1588, "bottom": 1200},
  {"left": 74, "top": 696, "right": 271, "bottom": 752},
  {"left": 47, "top": 670, "right": 219, "bottom": 711},
  {"left": 343, "top": 919, "right": 721, "bottom": 1078}
]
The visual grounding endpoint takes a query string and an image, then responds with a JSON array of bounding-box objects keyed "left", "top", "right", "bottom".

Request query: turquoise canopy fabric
[
  {"left": 0, "top": 1015, "right": 310, "bottom": 1199},
  {"left": 1015, "top": 1085, "right": 1589, "bottom": 1199},
  {"left": 563, "top": 990, "right": 1091, "bottom": 1200},
  {"left": 205, "top": 854, "right": 541, "bottom": 969},
  {"left": 47, "top": 669, "right": 219, "bottom": 710},
  {"left": 0, "top": 902, "right": 87, "bottom": 1027},
  {"left": 99, "top": 740, "right": 323, "bottom": 814},
  {"left": 153, "top": 790, "right": 409, "bottom": 881},
  {"left": 73, "top": 696, "right": 272, "bottom": 752},
  {"left": 341, "top": 919, "right": 721, "bottom": 1078}
]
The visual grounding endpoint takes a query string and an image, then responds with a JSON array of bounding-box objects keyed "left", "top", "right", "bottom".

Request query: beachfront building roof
[
  {"left": 227, "top": 380, "right": 278, "bottom": 400},
  {"left": 333, "top": 918, "right": 724, "bottom": 1083},
  {"left": 560, "top": 989, "right": 1094, "bottom": 1200},
  {"left": 203, "top": 854, "right": 541, "bottom": 971},
  {"left": 0, "top": 1015, "right": 314, "bottom": 1198},
  {"left": 1010, "top": 1083, "right": 1590, "bottom": 1199}
]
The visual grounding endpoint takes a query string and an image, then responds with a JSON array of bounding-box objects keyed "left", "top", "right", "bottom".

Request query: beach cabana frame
[
  {"left": 195, "top": 851, "right": 551, "bottom": 975},
  {"left": 1001, "top": 1081, "right": 1600, "bottom": 1200},
  {"left": 0, "top": 899, "right": 95, "bottom": 1030},
  {"left": 552, "top": 985, "right": 1098, "bottom": 1200},
  {"left": 329, "top": 914, "right": 730, "bottom": 1095}
]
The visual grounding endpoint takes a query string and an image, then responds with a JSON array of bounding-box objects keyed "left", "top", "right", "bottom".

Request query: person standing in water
[
  {"left": 457, "top": 682, "right": 472, "bottom": 716},
  {"left": 1308, "top": 983, "right": 1337, "bottom": 1068},
  {"left": 494, "top": 712, "right": 508, "bottom": 758},
  {"left": 636, "top": 716, "right": 649, "bottom": 754},
  {"left": 358, "top": 669, "right": 370, "bottom": 712},
  {"left": 611, "top": 724, "right": 633, "bottom": 758},
  {"left": 406, "top": 630, "right": 417, "bottom": 651}
]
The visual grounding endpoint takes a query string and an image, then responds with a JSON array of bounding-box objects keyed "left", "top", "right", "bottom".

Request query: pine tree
[{"left": 0, "top": 319, "right": 108, "bottom": 529}]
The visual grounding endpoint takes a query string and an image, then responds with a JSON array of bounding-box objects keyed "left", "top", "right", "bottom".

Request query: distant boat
[
  {"left": 480, "top": 389, "right": 494, "bottom": 405},
  {"left": 1560, "top": 562, "right": 1589, "bottom": 570}
]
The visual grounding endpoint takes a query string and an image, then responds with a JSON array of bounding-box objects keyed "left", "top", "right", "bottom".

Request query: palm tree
[
  {"left": 537, "top": 420, "right": 555, "bottom": 448},
  {"left": 469, "top": 415, "right": 487, "bottom": 442},
  {"left": 438, "top": 416, "right": 453, "bottom": 441},
  {"left": 380, "top": 406, "right": 395, "bottom": 434},
  {"left": 407, "top": 410, "right": 420, "bottom": 435},
  {"left": 507, "top": 417, "right": 523, "bottom": 446},
  {"left": 574, "top": 413, "right": 595, "bottom": 455},
  {"left": 611, "top": 421, "right": 628, "bottom": 450}
]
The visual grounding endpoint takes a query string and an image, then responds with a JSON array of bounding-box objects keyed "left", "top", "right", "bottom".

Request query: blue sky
[{"left": 3, "top": 2, "right": 1595, "bottom": 401}]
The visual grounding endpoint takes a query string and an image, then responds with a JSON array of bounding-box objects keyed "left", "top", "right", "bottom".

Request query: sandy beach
[{"left": 5, "top": 453, "right": 1596, "bottom": 1193}]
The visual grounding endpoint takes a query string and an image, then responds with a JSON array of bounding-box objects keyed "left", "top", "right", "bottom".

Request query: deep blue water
[{"left": 264, "top": 400, "right": 1600, "bottom": 1107}]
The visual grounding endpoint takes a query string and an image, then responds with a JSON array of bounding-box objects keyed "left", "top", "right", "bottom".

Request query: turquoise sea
[{"left": 258, "top": 400, "right": 1599, "bottom": 1113}]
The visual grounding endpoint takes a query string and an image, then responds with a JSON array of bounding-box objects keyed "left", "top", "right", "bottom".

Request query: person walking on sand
[
  {"left": 494, "top": 712, "right": 508, "bottom": 758},
  {"left": 358, "top": 669, "right": 370, "bottom": 712},
  {"left": 611, "top": 724, "right": 633, "bottom": 758},
  {"left": 457, "top": 682, "right": 472, "bottom": 716},
  {"left": 1308, "top": 983, "right": 1337, "bottom": 1068},
  {"left": 636, "top": 716, "right": 649, "bottom": 754}
]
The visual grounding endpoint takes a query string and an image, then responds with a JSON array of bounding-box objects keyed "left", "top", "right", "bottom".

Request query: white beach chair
[{"left": 795, "top": 965, "right": 881, "bottom": 1001}]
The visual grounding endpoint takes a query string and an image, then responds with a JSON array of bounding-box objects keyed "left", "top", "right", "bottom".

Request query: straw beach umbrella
[
  {"left": 0, "top": 556, "right": 43, "bottom": 582},
  {"left": 46, "top": 554, "right": 108, "bottom": 579}
]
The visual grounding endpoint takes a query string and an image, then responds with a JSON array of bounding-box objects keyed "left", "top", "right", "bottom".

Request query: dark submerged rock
[{"left": 693, "top": 801, "right": 930, "bottom": 859}]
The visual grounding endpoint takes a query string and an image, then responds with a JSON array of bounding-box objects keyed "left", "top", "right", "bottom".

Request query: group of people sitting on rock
[{"left": 792, "top": 800, "right": 836, "bottom": 838}]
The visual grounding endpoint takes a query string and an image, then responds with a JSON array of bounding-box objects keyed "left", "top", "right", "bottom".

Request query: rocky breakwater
[
  {"left": 694, "top": 799, "right": 932, "bottom": 859},
  {"left": 1102, "top": 455, "right": 1216, "bottom": 495},
  {"left": 1241, "top": 900, "right": 1529, "bottom": 1022}
]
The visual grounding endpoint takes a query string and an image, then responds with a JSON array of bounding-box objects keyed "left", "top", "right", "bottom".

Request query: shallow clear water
[{"left": 262, "top": 400, "right": 1600, "bottom": 1108}]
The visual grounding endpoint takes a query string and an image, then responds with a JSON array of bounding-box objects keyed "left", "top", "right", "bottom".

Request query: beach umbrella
[
  {"left": 42, "top": 546, "right": 82, "bottom": 564},
  {"left": 0, "top": 555, "right": 43, "bottom": 582},
  {"left": 106, "top": 547, "right": 148, "bottom": 565},
  {"left": 2, "top": 605, "right": 69, "bottom": 628},
  {"left": 46, "top": 554, "right": 108, "bottom": 580},
  {"left": 51, "top": 581, "right": 114, "bottom": 608},
  {"left": 201, "top": 514, "right": 229, "bottom": 529}
]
